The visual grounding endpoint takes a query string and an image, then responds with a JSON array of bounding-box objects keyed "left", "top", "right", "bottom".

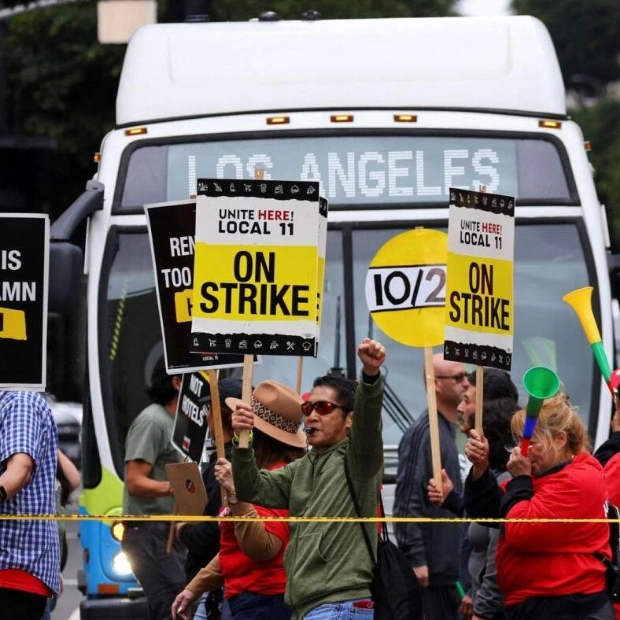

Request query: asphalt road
[{"left": 53, "top": 517, "right": 82, "bottom": 620}]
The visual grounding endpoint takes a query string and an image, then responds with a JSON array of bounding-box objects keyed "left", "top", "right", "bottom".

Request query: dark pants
[
  {"left": 505, "top": 591, "right": 614, "bottom": 620},
  {"left": 228, "top": 591, "right": 290, "bottom": 620},
  {"left": 421, "top": 585, "right": 460, "bottom": 620},
  {"left": 122, "top": 522, "right": 187, "bottom": 620},
  {"left": 0, "top": 587, "right": 47, "bottom": 620}
]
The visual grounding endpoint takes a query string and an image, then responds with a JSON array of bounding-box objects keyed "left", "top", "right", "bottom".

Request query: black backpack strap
[{"left": 344, "top": 457, "right": 377, "bottom": 566}]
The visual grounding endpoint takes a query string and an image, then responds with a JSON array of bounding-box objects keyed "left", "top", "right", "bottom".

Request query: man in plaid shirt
[{"left": 0, "top": 390, "right": 61, "bottom": 619}]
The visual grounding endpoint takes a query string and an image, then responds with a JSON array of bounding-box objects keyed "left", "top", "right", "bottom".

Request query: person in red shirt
[
  {"left": 601, "top": 399, "right": 620, "bottom": 620},
  {"left": 171, "top": 380, "right": 307, "bottom": 620},
  {"left": 464, "top": 390, "right": 613, "bottom": 620}
]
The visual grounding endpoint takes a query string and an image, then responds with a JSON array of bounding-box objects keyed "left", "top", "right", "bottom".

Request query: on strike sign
[
  {"left": 191, "top": 178, "right": 327, "bottom": 357},
  {"left": 444, "top": 188, "right": 515, "bottom": 370}
]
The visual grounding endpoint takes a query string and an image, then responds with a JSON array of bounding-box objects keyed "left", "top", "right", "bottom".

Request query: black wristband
[{"left": 0, "top": 485, "right": 8, "bottom": 502}]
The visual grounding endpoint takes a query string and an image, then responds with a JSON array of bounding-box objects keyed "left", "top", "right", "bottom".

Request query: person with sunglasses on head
[
  {"left": 226, "top": 337, "right": 386, "bottom": 619},
  {"left": 393, "top": 353, "right": 470, "bottom": 620}
]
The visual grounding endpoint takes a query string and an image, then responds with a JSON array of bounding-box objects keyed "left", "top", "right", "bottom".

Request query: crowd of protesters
[
  {"left": 3, "top": 344, "right": 615, "bottom": 620},
  {"left": 110, "top": 342, "right": 620, "bottom": 620}
]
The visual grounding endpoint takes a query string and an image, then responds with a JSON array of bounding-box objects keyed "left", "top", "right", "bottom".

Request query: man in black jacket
[{"left": 394, "top": 353, "right": 469, "bottom": 620}]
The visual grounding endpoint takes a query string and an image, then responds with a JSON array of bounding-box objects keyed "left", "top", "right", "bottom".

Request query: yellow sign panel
[
  {"left": 174, "top": 289, "right": 193, "bottom": 323},
  {"left": 366, "top": 228, "right": 448, "bottom": 348},
  {"left": 192, "top": 244, "right": 317, "bottom": 322},
  {"left": 446, "top": 253, "right": 512, "bottom": 334},
  {"left": 0, "top": 307, "right": 27, "bottom": 341},
  {"left": 444, "top": 188, "right": 515, "bottom": 370}
]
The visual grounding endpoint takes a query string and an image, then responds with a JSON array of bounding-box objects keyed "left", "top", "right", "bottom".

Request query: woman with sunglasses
[
  {"left": 171, "top": 380, "right": 307, "bottom": 620},
  {"left": 464, "top": 391, "right": 613, "bottom": 620}
]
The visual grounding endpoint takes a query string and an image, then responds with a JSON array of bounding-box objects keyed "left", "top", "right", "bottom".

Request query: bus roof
[{"left": 117, "top": 15, "right": 566, "bottom": 126}]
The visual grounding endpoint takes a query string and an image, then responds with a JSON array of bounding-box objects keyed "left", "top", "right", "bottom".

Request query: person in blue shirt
[{"left": 0, "top": 390, "right": 61, "bottom": 619}]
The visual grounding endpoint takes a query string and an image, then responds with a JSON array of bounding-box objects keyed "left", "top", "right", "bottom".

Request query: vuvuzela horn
[
  {"left": 521, "top": 366, "right": 561, "bottom": 456},
  {"left": 562, "top": 286, "right": 613, "bottom": 393}
]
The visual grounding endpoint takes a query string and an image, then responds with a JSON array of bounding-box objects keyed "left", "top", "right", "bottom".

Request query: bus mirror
[{"left": 49, "top": 241, "right": 83, "bottom": 313}]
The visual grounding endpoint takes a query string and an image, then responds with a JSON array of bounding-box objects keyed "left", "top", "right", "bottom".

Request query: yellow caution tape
[{"left": 0, "top": 514, "right": 619, "bottom": 524}]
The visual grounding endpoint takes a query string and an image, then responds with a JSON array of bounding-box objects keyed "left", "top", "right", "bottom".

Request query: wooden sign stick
[
  {"left": 424, "top": 347, "right": 443, "bottom": 490},
  {"left": 296, "top": 357, "right": 304, "bottom": 394},
  {"left": 166, "top": 500, "right": 178, "bottom": 554},
  {"left": 474, "top": 184, "right": 487, "bottom": 434},
  {"left": 236, "top": 166, "right": 265, "bottom": 449},
  {"left": 238, "top": 355, "right": 255, "bottom": 448},
  {"left": 474, "top": 365, "right": 484, "bottom": 434},
  {"left": 206, "top": 369, "right": 227, "bottom": 505}
]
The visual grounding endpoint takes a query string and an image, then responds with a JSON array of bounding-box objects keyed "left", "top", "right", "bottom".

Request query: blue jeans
[
  {"left": 193, "top": 592, "right": 233, "bottom": 620},
  {"left": 304, "top": 599, "right": 374, "bottom": 619},
  {"left": 228, "top": 591, "right": 290, "bottom": 619}
]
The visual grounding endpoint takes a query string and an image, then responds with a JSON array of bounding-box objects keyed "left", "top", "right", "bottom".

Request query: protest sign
[
  {"left": 191, "top": 178, "right": 326, "bottom": 357},
  {"left": 366, "top": 228, "right": 448, "bottom": 347},
  {"left": 145, "top": 199, "right": 246, "bottom": 372},
  {"left": 172, "top": 371, "right": 210, "bottom": 462},
  {"left": 0, "top": 214, "right": 49, "bottom": 390},
  {"left": 444, "top": 188, "right": 515, "bottom": 370},
  {"left": 165, "top": 462, "right": 208, "bottom": 516},
  {"left": 366, "top": 227, "right": 448, "bottom": 489}
]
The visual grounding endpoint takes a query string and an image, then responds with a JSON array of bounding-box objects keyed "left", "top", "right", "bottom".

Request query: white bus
[{"left": 49, "top": 15, "right": 619, "bottom": 618}]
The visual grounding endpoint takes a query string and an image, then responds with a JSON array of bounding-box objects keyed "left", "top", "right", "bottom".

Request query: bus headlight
[
  {"left": 112, "top": 551, "right": 133, "bottom": 577},
  {"left": 111, "top": 521, "right": 125, "bottom": 542}
]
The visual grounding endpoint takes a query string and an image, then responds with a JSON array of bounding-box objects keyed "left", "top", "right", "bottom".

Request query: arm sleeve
[
  {"left": 605, "top": 454, "right": 620, "bottom": 506},
  {"left": 230, "top": 501, "right": 284, "bottom": 561},
  {"left": 472, "top": 527, "right": 503, "bottom": 619},
  {"left": 594, "top": 432, "right": 620, "bottom": 467},
  {"left": 232, "top": 447, "right": 295, "bottom": 507},
  {"left": 464, "top": 467, "right": 502, "bottom": 526},
  {"left": 393, "top": 423, "right": 430, "bottom": 567},
  {"left": 443, "top": 489, "right": 464, "bottom": 517},
  {"left": 501, "top": 470, "right": 604, "bottom": 552},
  {"left": 178, "top": 521, "right": 220, "bottom": 563},
  {"left": 186, "top": 554, "right": 224, "bottom": 595},
  {"left": 347, "top": 375, "right": 384, "bottom": 479}
]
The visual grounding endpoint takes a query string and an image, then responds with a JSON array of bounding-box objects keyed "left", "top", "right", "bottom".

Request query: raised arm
[{"left": 347, "top": 338, "right": 386, "bottom": 477}]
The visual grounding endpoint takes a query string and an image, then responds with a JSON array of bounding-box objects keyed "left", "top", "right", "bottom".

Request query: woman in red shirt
[
  {"left": 464, "top": 391, "right": 613, "bottom": 620},
  {"left": 171, "top": 380, "right": 307, "bottom": 620}
]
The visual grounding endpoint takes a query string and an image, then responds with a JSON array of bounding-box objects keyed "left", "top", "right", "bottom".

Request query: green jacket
[{"left": 232, "top": 375, "right": 384, "bottom": 619}]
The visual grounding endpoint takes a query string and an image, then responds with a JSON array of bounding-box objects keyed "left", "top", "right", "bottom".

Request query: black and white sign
[
  {"left": 145, "top": 200, "right": 246, "bottom": 372},
  {"left": 0, "top": 214, "right": 49, "bottom": 390},
  {"left": 172, "top": 371, "right": 210, "bottom": 462}
]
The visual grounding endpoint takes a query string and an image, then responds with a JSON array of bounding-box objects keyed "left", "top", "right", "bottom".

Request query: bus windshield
[
  {"left": 100, "top": 220, "right": 596, "bottom": 479},
  {"left": 118, "top": 133, "right": 575, "bottom": 212}
]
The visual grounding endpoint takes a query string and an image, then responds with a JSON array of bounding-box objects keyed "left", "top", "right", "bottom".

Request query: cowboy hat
[{"left": 226, "top": 380, "right": 306, "bottom": 449}]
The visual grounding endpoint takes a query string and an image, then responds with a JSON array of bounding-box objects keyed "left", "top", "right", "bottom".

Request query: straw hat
[{"left": 226, "top": 380, "right": 306, "bottom": 449}]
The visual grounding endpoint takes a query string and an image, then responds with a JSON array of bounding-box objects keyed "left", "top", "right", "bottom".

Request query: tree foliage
[
  {"left": 511, "top": 0, "right": 620, "bottom": 88},
  {"left": 571, "top": 99, "right": 620, "bottom": 248},
  {"left": 3, "top": 0, "right": 456, "bottom": 219},
  {"left": 4, "top": 4, "right": 125, "bottom": 215}
]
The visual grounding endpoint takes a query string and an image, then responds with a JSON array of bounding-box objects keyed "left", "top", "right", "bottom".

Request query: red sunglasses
[{"left": 300, "top": 401, "right": 345, "bottom": 416}]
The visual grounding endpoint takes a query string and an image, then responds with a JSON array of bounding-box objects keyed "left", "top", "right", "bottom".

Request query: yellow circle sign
[{"left": 365, "top": 228, "right": 448, "bottom": 347}]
